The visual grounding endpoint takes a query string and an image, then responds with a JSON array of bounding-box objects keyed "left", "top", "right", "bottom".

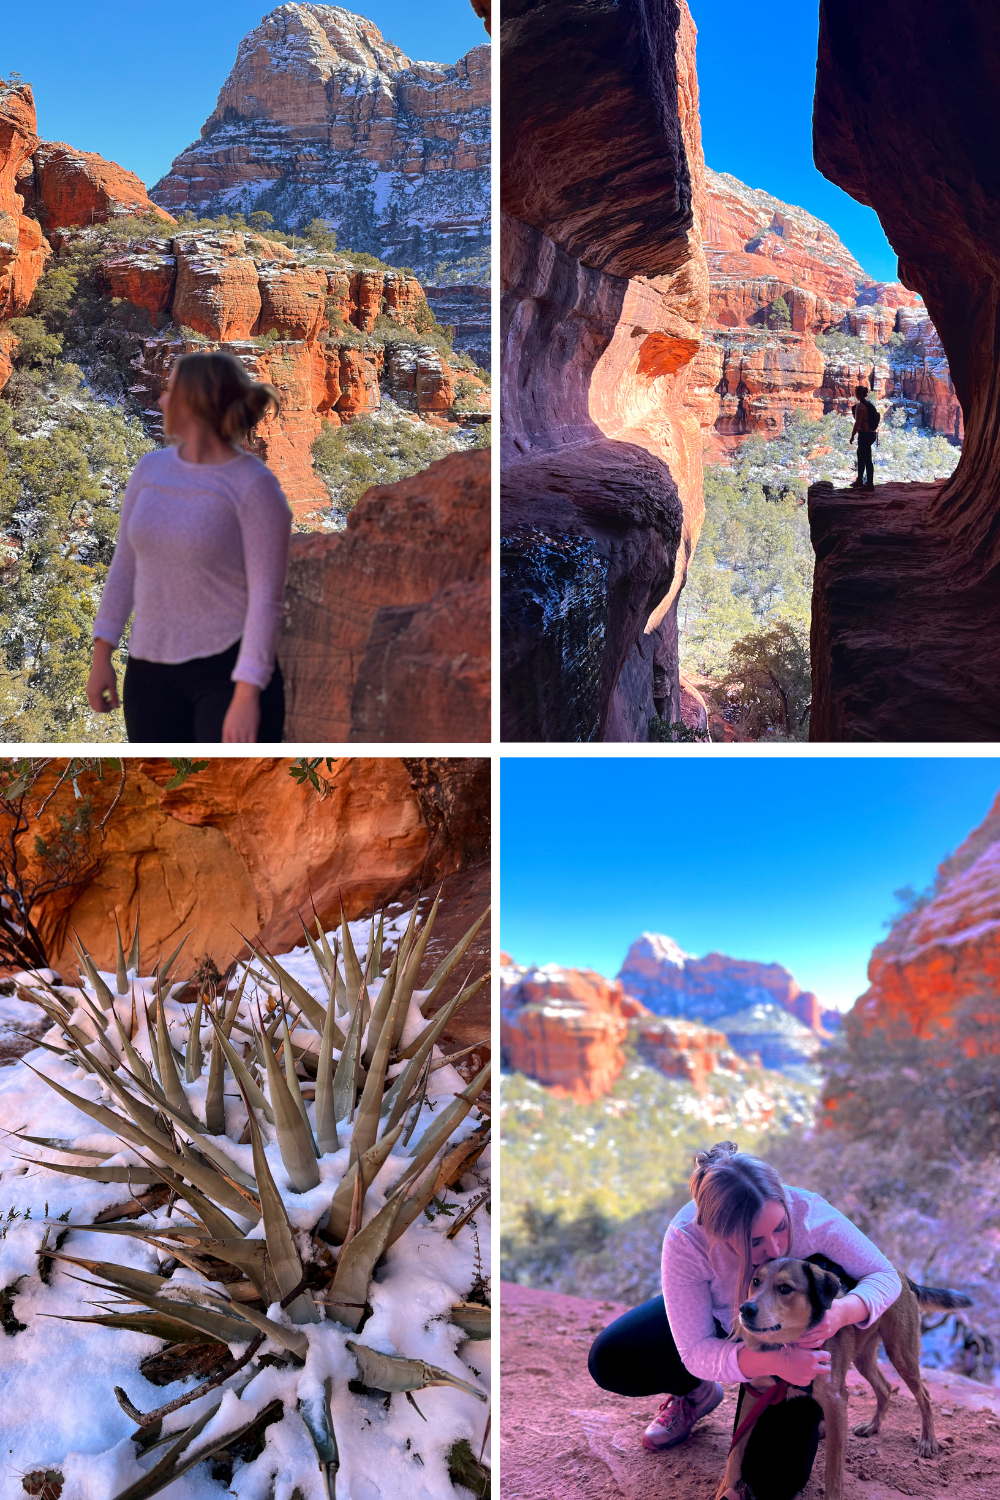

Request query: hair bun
[{"left": 694, "top": 1140, "right": 739, "bottom": 1169}]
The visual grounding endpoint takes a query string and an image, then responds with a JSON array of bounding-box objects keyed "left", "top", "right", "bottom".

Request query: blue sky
[
  {"left": 3, "top": 2, "right": 487, "bottom": 192},
  {"left": 688, "top": 0, "right": 899, "bottom": 282},
  {"left": 500, "top": 759, "right": 1000, "bottom": 1012}
]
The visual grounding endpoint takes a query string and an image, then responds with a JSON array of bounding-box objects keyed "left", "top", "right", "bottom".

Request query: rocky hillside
[
  {"left": 691, "top": 167, "right": 961, "bottom": 450},
  {"left": 150, "top": 4, "right": 490, "bottom": 284}
]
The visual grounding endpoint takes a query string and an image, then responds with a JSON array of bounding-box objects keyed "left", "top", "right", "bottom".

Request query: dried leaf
[{"left": 347, "top": 1341, "right": 487, "bottom": 1401}]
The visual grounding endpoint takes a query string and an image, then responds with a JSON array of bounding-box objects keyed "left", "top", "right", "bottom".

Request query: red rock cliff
[
  {"left": 849, "top": 790, "right": 1000, "bottom": 1040},
  {"left": 500, "top": 0, "right": 709, "bottom": 742},
  {"left": 809, "top": 0, "right": 1000, "bottom": 740},
  {"left": 0, "top": 84, "right": 49, "bottom": 358},
  {"left": 149, "top": 5, "right": 489, "bottom": 281},
  {"left": 20, "top": 140, "right": 175, "bottom": 230},
  {"left": 14, "top": 757, "right": 489, "bottom": 983}
]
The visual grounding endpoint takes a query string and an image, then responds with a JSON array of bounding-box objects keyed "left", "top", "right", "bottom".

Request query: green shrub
[
  {"left": 311, "top": 412, "right": 460, "bottom": 515},
  {"left": 768, "top": 294, "right": 791, "bottom": 329},
  {"left": 6, "top": 317, "right": 64, "bottom": 370}
]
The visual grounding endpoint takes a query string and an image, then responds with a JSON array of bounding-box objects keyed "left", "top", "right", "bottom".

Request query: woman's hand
[
  {"left": 87, "top": 639, "right": 119, "bottom": 713},
  {"left": 777, "top": 1343, "right": 833, "bottom": 1385},
  {"left": 222, "top": 681, "right": 261, "bottom": 743},
  {"left": 795, "top": 1292, "right": 868, "bottom": 1350}
]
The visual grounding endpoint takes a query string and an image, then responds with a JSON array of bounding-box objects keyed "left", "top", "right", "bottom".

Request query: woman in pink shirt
[
  {"left": 87, "top": 351, "right": 292, "bottom": 743},
  {"left": 589, "top": 1142, "right": 901, "bottom": 1500}
]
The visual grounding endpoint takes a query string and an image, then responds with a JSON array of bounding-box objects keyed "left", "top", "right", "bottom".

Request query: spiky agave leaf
[
  {"left": 111, "top": 1005, "right": 157, "bottom": 1096},
  {"left": 108, "top": 1395, "right": 284, "bottom": 1500},
  {"left": 299, "top": 918, "right": 334, "bottom": 1000},
  {"left": 153, "top": 989, "right": 198, "bottom": 1125},
  {"left": 388, "top": 887, "right": 441, "bottom": 1050},
  {"left": 127, "top": 906, "right": 141, "bottom": 974},
  {"left": 350, "top": 969, "right": 408, "bottom": 1160},
  {"left": 346, "top": 1341, "right": 487, "bottom": 1401},
  {"left": 92, "top": 1286, "right": 257, "bottom": 1346},
  {"left": 339, "top": 904, "right": 364, "bottom": 1015},
  {"left": 325, "top": 1119, "right": 404, "bottom": 1243},
  {"left": 386, "top": 1124, "right": 490, "bottom": 1250},
  {"left": 395, "top": 974, "right": 488, "bottom": 1065},
  {"left": 156, "top": 930, "right": 192, "bottom": 994},
  {"left": 282, "top": 1010, "right": 319, "bottom": 1158},
  {"left": 239, "top": 1075, "right": 320, "bottom": 1325},
  {"left": 207, "top": 1011, "right": 274, "bottom": 1124},
  {"left": 331, "top": 980, "right": 365, "bottom": 1125},
  {"left": 418, "top": 906, "right": 490, "bottom": 1016},
  {"left": 14, "top": 1159, "right": 163, "bottom": 1186},
  {"left": 114, "top": 916, "right": 129, "bottom": 996},
  {"left": 327, "top": 1192, "right": 402, "bottom": 1331},
  {"left": 244, "top": 936, "right": 341, "bottom": 1042},
  {"left": 258, "top": 1015, "right": 320, "bottom": 1192},
  {"left": 185, "top": 991, "right": 204, "bottom": 1083},
  {"left": 298, "top": 1376, "right": 339, "bottom": 1500},
  {"left": 382, "top": 979, "right": 486, "bottom": 1129},
  {"left": 214, "top": 1295, "right": 309, "bottom": 1356},
  {"left": 125, "top": 1083, "right": 259, "bottom": 1193},
  {"left": 390, "top": 1061, "right": 491, "bottom": 1196},
  {"left": 313, "top": 986, "right": 340, "bottom": 1155},
  {"left": 47, "top": 1254, "right": 173, "bottom": 1300},
  {"left": 72, "top": 933, "right": 115, "bottom": 1009},
  {"left": 359, "top": 946, "right": 398, "bottom": 1073},
  {"left": 43, "top": 1310, "right": 220, "bottom": 1343},
  {"left": 9, "top": 1133, "right": 115, "bottom": 1159},
  {"left": 204, "top": 995, "right": 227, "bottom": 1136}
]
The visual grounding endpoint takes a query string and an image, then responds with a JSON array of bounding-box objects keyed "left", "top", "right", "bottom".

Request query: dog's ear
[{"left": 803, "top": 1260, "right": 842, "bottom": 1325}]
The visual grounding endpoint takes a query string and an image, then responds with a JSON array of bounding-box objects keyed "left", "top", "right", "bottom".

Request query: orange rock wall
[
  {"left": 22, "top": 140, "right": 175, "bottom": 231},
  {"left": 278, "top": 449, "right": 490, "bottom": 741},
  {"left": 15, "top": 757, "right": 488, "bottom": 981},
  {"left": 0, "top": 84, "right": 49, "bottom": 345}
]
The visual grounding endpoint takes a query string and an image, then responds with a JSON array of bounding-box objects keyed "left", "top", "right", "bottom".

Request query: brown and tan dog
[{"left": 714, "top": 1255, "right": 972, "bottom": 1500}]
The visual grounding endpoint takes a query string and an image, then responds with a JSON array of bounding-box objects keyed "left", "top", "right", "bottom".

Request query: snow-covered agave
[{"left": 12, "top": 896, "right": 491, "bottom": 1500}]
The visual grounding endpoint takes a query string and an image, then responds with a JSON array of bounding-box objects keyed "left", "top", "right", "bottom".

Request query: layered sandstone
[
  {"left": 501, "top": 958, "right": 745, "bottom": 1100},
  {"left": 809, "top": 0, "right": 1000, "bottom": 739},
  {"left": 11, "top": 757, "right": 489, "bottom": 983},
  {"left": 93, "top": 227, "right": 488, "bottom": 514},
  {"left": 501, "top": 0, "right": 710, "bottom": 741},
  {"left": 697, "top": 167, "right": 961, "bottom": 449},
  {"left": 278, "top": 449, "right": 489, "bottom": 741},
  {"left": 149, "top": 5, "right": 490, "bottom": 281},
  {"left": 849, "top": 790, "right": 1000, "bottom": 1039},
  {"left": 19, "top": 140, "right": 175, "bottom": 230},
  {"left": 0, "top": 84, "right": 49, "bottom": 338}
]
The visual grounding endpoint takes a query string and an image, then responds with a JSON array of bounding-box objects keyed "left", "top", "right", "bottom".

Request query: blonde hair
[
  {"left": 166, "top": 351, "right": 279, "bottom": 444},
  {"left": 690, "top": 1141, "right": 792, "bottom": 1334}
]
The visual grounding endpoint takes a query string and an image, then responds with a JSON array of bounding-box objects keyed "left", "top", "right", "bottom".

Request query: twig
[{"left": 114, "top": 1332, "right": 265, "bottom": 1426}]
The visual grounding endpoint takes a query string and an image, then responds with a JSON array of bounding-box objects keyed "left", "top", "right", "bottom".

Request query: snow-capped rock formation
[
  {"left": 150, "top": 5, "right": 490, "bottom": 281},
  {"left": 618, "top": 933, "right": 840, "bottom": 1079},
  {"left": 692, "top": 167, "right": 962, "bottom": 448}
]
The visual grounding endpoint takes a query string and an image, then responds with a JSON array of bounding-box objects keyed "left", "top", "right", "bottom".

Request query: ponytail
[{"left": 166, "top": 351, "right": 279, "bottom": 445}]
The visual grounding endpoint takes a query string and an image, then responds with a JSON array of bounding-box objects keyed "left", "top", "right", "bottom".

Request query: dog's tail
[{"left": 906, "top": 1277, "right": 973, "bottom": 1310}]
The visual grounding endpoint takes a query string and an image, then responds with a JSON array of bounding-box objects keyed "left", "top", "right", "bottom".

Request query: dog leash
[{"left": 729, "top": 1378, "right": 790, "bottom": 1450}]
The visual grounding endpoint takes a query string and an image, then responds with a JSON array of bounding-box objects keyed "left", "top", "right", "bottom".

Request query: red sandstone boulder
[
  {"left": 25, "top": 140, "right": 175, "bottom": 230},
  {"left": 97, "top": 241, "right": 177, "bottom": 324},
  {"left": 279, "top": 449, "right": 489, "bottom": 741},
  {"left": 257, "top": 262, "right": 327, "bottom": 340},
  {"left": 335, "top": 345, "right": 381, "bottom": 416},
  {"left": 173, "top": 236, "right": 262, "bottom": 340}
]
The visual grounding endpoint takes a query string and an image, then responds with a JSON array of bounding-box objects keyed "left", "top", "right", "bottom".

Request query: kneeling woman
[
  {"left": 88, "top": 351, "right": 292, "bottom": 743},
  {"left": 589, "top": 1142, "right": 901, "bottom": 1500}
]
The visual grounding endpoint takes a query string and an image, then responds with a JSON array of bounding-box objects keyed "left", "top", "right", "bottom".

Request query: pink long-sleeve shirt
[
  {"left": 661, "top": 1185, "right": 902, "bottom": 1384},
  {"left": 93, "top": 445, "right": 292, "bottom": 690}
]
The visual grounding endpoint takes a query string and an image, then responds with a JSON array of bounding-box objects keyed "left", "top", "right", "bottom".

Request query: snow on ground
[{"left": 0, "top": 912, "right": 490, "bottom": 1499}]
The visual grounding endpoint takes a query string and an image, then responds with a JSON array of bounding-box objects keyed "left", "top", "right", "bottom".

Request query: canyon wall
[
  {"left": 89, "top": 223, "right": 486, "bottom": 518},
  {"left": 149, "top": 5, "right": 490, "bottom": 284},
  {"left": 500, "top": 957, "right": 742, "bottom": 1101},
  {"left": 809, "top": 0, "right": 1000, "bottom": 740},
  {"left": 694, "top": 168, "right": 962, "bottom": 451},
  {"left": 0, "top": 85, "right": 48, "bottom": 331},
  {"left": 500, "top": 0, "right": 709, "bottom": 742},
  {"left": 850, "top": 790, "right": 1000, "bottom": 1040},
  {"left": 13, "top": 757, "right": 489, "bottom": 986}
]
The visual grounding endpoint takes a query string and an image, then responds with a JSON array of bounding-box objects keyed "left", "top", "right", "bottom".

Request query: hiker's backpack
[{"left": 865, "top": 399, "right": 881, "bottom": 432}]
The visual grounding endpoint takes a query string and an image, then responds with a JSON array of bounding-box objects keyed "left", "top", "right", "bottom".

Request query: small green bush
[{"left": 311, "top": 412, "right": 460, "bottom": 515}]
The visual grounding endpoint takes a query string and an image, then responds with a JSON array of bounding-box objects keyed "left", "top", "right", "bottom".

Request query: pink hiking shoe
[{"left": 641, "top": 1380, "right": 724, "bottom": 1452}]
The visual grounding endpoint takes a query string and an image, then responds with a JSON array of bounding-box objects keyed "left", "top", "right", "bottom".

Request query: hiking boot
[
  {"left": 850, "top": 479, "right": 864, "bottom": 489},
  {"left": 641, "top": 1380, "right": 724, "bottom": 1452},
  {"left": 863, "top": 482, "right": 875, "bottom": 490}
]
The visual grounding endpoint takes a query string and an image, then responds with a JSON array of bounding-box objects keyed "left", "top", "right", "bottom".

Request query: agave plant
[{"left": 8, "top": 896, "right": 491, "bottom": 1499}]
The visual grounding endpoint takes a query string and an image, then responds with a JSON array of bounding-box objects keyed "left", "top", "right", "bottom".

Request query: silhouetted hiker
[
  {"left": 87, "top": 351, "right": 291, "bottom": 743},
  {"left": 849, "top": 383, "right": 880, "bottom": 491}
]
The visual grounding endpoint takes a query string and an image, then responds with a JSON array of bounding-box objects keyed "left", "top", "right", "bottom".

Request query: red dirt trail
[{"left": 500, "top": 1283, "right": 1000, "bottom": 1500}]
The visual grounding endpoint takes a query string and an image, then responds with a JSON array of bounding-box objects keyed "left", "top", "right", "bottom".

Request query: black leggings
[
  {"left": 589, "top": 1295, "right": 822, "bottom": 1500},
  {"left": 857, "top": 434, "right": 875, "bottom": 485},
  {"left": 123, "top": 639, "right": 285, "bottom": 743}
]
